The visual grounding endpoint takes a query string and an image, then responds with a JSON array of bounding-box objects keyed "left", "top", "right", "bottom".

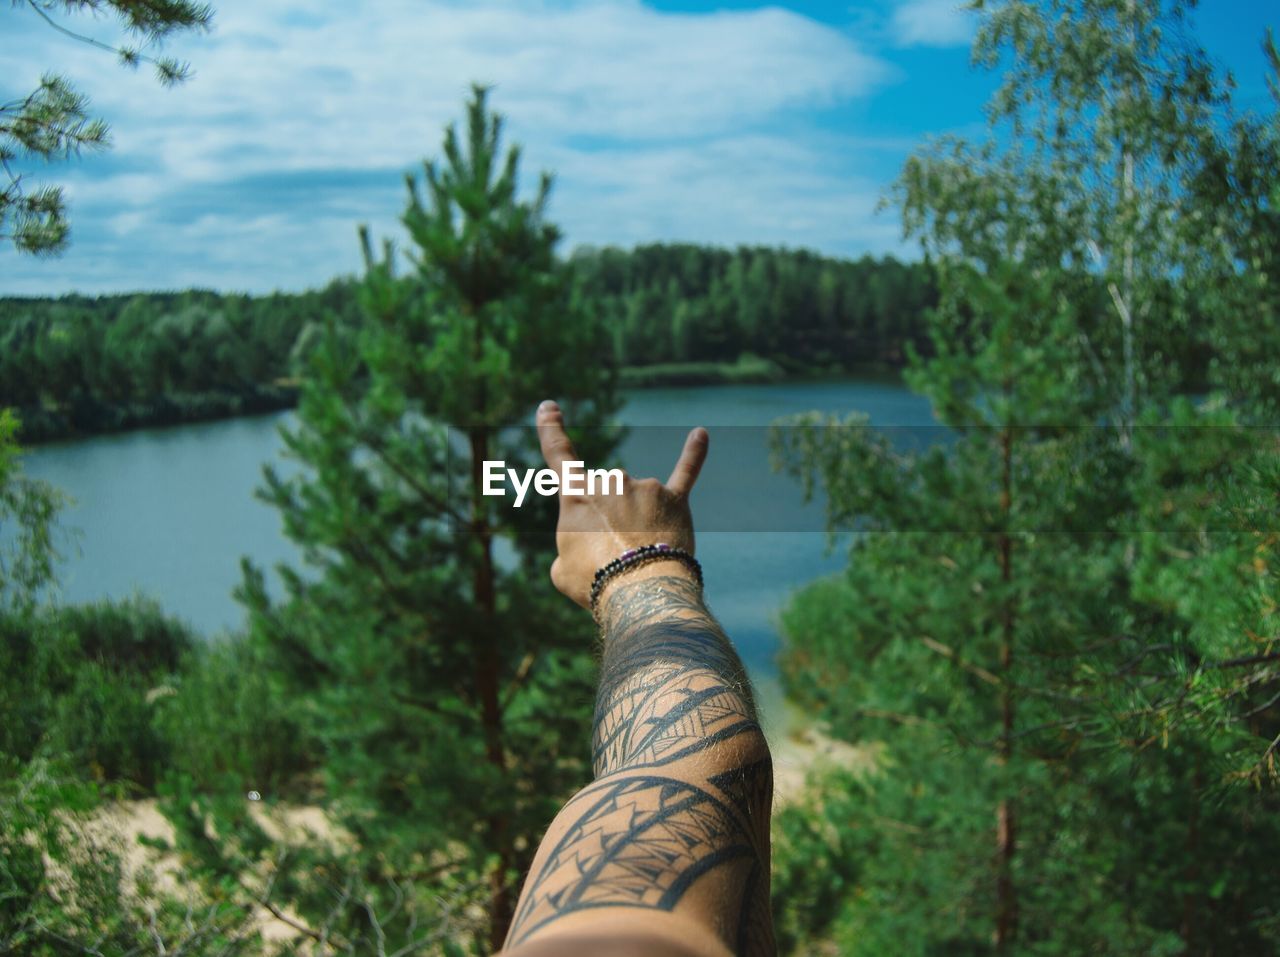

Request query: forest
[
  {"left": 0, "top": 245, "right": 936, "bottom": 442},
  {"left": 3, "top": 0, "right": 1280, "bottom": 955}
]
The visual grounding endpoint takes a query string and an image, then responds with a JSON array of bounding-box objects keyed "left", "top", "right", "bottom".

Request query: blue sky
[{"left": 4, "top": 0, "right": 1275, "bottom": 295}]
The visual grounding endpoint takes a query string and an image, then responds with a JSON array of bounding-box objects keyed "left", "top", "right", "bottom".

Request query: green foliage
[
  {"left": 770, "top": 762, "right": 869, "bottom": 956},
  {"left": 0, "top": 597, "right": 196, "bottom": 790},
  {"left": 0, "top": 757, "right": 256, "bottom": 955},
  {"left": 897, "top": 0, "right": 1230, "bottom": 436},
  {"left": 1191, "top": 30, "right": 1280, "bottom": 419},
  {"left": 776, "top": 512, "right": 1280, "bottom": 952},
  {"left": 0, "top": 284, "right": 358, "bottom": 441},
  {"left": 154, "top": 634, "right": 316, "bottom": 797},
  {"left": 156, "top": 770, "right": 484, "bottom": 955},
  {"left": 772, "top": 2, "right": 1280, "bottom": 954},
  {"left": 43, "top": 661, "right": 164, "bottom": 787},
  {"left": 618, "top": 352, "right": 787, "bottom": 387},
  {"left": 0, "top": 410, "right": 63, "bottom": 610},
  {"left": 3, "top": 0, "right": 211, "bottom": 255},
  {"left": 570, "top": 243, "right": 936, "bottom": 369},
  {"left": 0, "top": 74, "right": 103, "bottom": 254},
  {"left": 0, "top": 414, "right": 267, "bottom": 953},
  {"left": 0, "top": 247, "right": 935, "bottom": 442},
  {"left": 221, "top": 86, "right": 618, "bottom": 951}
]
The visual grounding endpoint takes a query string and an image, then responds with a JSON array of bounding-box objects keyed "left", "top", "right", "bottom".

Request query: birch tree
[{"left": 770, "top": 4, "right": 1280, "bottom": 954}]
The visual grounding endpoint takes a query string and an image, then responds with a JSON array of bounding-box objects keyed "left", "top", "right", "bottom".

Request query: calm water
[{"left": 20, "top": 377, "right": 935, "bottom": 727}]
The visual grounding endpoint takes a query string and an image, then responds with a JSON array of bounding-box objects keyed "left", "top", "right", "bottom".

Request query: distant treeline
[
  {"left": 568, "top": 244, "right": 935, "bottom": 369},
  {"left": 0, "top": 283, "right": 359, "bottom": 441},
  {"left": 1, "top": 243, "right": 937, "bottom": 441}
]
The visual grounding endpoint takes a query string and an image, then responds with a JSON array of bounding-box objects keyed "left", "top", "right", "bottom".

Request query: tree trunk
[
  {"left": 1119, "top": 147, "right": 1136, "bottom": 452},
  {"left": 470, "top": 424, "right": 512, "bottom": 953},
  {"left": 1118, "top": 0, "right": 1139, "bottom": 451},
  {"left": 995, "top": 420, "right": 1018, "bottom": 953},
  {"left": 1180, "top": 757, "right": 1202, "bottom": 953}
]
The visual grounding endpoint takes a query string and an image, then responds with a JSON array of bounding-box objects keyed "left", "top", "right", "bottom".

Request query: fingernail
[{"left": 539, "top": 399, "right": 559, "bottom": 413}]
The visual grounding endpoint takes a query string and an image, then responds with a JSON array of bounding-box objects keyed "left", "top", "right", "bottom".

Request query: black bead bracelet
[{"left": 588, "top": 542, "right": 703, "bottom": 618}]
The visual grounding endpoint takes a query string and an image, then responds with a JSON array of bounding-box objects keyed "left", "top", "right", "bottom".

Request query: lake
[{"left": 20, "top": 377, "right": 936, "bottom": 731}]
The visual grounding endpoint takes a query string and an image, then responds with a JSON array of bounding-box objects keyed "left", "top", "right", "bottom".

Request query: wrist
[
  {"left": 589, "top": 543, "right": 702, "bottom": 619},
  {"left": 594, "top": 558, "right": 702, "bottom": 625}
]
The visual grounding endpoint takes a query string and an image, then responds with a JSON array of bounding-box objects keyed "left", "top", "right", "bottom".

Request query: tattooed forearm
[
  {"left": 593, "top": 574, "right": 760, "bottom": 777},
  {"left": 506, "top": 573, "right": 777, "bottom": 956},
  {"left": 506, "top": 763, "right": 775, "bottom": 954}
]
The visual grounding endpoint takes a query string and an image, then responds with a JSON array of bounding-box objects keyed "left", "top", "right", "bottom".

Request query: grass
[{"left": 620, "top": 353, "right": 787, "bottom": 388}]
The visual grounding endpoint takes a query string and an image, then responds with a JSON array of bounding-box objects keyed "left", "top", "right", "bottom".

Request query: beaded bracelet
[{"left": 588, "top": 542, "right": 703, "bottom": 618}]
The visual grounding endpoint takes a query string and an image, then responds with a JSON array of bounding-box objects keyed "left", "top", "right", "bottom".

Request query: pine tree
[{"left": 239, "top": 85, "right": 620, "bottom": 953}]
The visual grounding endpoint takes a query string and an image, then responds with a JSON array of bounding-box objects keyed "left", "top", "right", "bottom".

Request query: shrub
[
  {"left": 0, "top": 597, "right": 196, "bottom": 791},
  {"left": 154, "top": 634, "right": 317, "bottom": 797},
  {"left": 0, "top": 757, "right": 257, "bottom": 955}
]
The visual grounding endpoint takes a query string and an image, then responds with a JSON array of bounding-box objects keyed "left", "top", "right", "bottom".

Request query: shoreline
[
  {"left": 13, "top": 384, "right": 300, "bottom": 447},
  {"left": 15, "top": 363, "right": 905, "bottom": 447}
]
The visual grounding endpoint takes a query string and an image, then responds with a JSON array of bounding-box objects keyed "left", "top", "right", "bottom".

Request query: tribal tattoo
[{"left": 506, "top": 575, "right": 776, "bottom": 956}]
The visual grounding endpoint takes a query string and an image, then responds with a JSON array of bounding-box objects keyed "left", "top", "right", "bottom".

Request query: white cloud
[
  {"left": 548, "top": 135, "right": 903, "bottom": 254},
  {"left": 3, "top": 0, "right": 903, "bottom": 293},
  {"left": 891, "top": 0, "right": 974, "bottom": 48}
]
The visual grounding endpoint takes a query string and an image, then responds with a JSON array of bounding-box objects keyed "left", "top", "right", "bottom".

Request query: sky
[{"left": 3, "top": 0, "right": 1276, "bottom": 296}]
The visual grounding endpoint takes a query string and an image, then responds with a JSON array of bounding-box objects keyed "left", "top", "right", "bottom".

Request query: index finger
[
  {"left": 536, "top": 399, "right": 579, "bottom": 473},
  {"left": 666, "top": 427, "right": 709, "bottom": 496}
]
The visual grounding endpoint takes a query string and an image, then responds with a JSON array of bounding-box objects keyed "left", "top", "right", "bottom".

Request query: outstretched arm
[{"left": 500, "top": 403, "right": 775, "bottom": 957}]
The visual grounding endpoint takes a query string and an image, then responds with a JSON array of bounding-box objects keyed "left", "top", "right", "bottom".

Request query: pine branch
[
  {"left": 23, "top": 0, "right": 209, "bottom": 84},
  {"left": 1211, "top": 649, "right": 1280, "bottom": 670},
  {"left": 920, "top": 635, "right": 1002, "bottom": 686}
]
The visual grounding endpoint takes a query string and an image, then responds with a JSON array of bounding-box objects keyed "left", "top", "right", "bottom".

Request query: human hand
[{"left": 535, "top": 399, "right": 709, "bottom": 609}]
